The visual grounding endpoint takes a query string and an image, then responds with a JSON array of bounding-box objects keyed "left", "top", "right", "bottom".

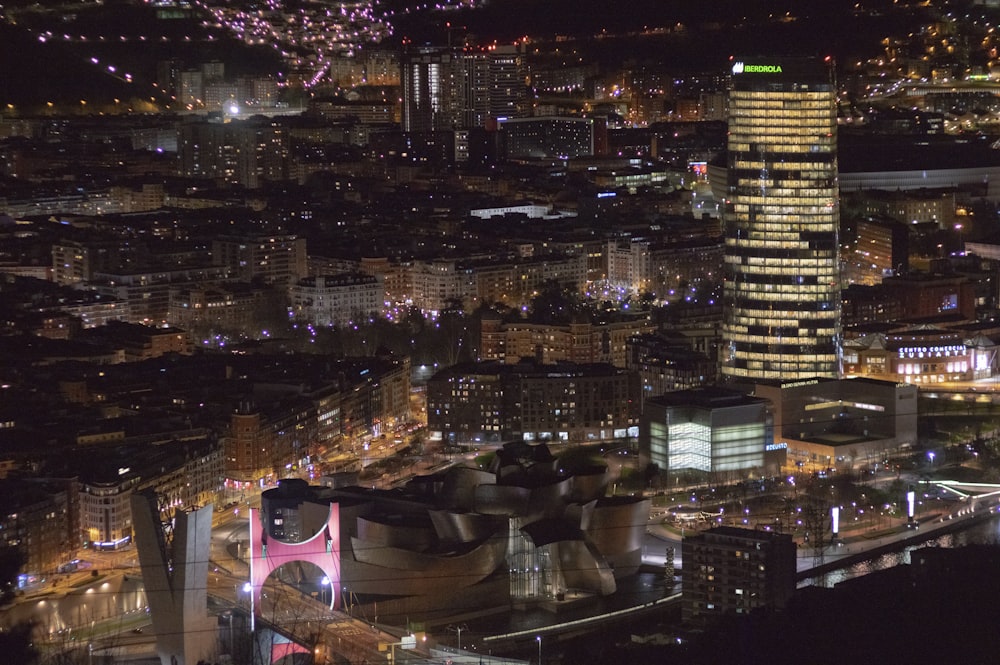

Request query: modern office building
[
  {"left": 755, "top": 377, "right": 918, "bottom": 471},
  {"left": 461, "top": 45, "right": 528, "bottom": 127},
  {"left": 721, "top": 57, "right": 841, "bottom": 384},
  {"left": 401, "top": 45, "right": 527, "bottom": 133},
  {"left": 639, "top": 387, "right": 776, "bottom": 479},
  {"left": 401, "top": 47, "right": 462, "bottom": 132}
]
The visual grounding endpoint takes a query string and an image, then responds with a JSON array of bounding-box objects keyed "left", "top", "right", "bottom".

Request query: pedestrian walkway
[
  {"left": 642, "top": 486, "right": 1000, "bottom": 580},
  {"left": 795, "top": 492, "right": 1000, "bottom": 576}
]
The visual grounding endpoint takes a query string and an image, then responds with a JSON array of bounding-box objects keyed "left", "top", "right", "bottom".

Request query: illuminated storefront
[
  {"left": 843, "top": 328, "right": 998, "bottom": 383},
  {"left": 721, "top": 57, "right": 841, "bottom": 383}
]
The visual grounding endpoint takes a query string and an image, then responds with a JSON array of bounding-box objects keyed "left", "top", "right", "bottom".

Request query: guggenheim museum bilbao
[{"left": 252, "top": 441, "right": 649, "bottom": 624}]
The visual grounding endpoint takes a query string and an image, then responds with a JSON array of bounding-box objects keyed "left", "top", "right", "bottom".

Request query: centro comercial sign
[{"left": 731, "top": 61, "right": 783, "bottom": 74}]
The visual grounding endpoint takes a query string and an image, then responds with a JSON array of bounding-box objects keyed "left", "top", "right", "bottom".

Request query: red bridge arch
[{"left": 247, "top": 504, "right": 341, "bottom": 617}]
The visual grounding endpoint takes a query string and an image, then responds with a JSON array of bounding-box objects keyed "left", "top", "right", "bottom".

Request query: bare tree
[
  {"left": 238, "top": 574, "right": 351, "bottom": 665},
  {"left": 800, "top": 498, "right": 833, "bottom": 569}
]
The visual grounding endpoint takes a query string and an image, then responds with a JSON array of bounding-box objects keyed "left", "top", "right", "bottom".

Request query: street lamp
[
  {"left": 321, "top": 576, "right": 333, "bottom": 609},
  {"left": 342, "top": 586, "right": 352, "bottom": 616},
  {"left": 242, "top": 582, "right": 255, "bottom": 632},
  {"left": 222, "top": 610, "right": 234, "bottom": 655},
  {"left": 449, "top": 623, "right": 467, "bottom": 651},
  {"left": 536, "top": 635, "right": 542, "bottom": 665}
]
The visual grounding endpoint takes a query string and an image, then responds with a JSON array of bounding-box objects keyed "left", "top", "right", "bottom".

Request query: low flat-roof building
[{"left": 755, "top": 377, "right": 918, "bottom": 472}]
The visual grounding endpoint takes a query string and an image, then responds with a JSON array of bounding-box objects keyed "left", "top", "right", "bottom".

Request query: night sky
[{"left": 0, "top": 0, "right": 938, "bottom": 107}]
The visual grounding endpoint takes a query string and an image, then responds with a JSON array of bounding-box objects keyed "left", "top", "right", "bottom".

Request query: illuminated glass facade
[
  {"left": 401, "top": 47, "right": 461, "bottom": 132},
  {"left": 641, "top": 388, "right": 771, "bottom": 475},
  {"left": 721, "top": 58, "right": 841, "bottom": 383},
  {"left": 402, "top": 46, "right": 527, "bottom": 132}
]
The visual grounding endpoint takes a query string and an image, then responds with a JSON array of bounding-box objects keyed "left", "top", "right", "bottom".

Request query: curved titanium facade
[
  {"left": 586, "top": 497, "right": 651, "bottom": 576},
  {"left": 257, "top": 443, "right": 651, "bottom": 610},
  {"left": 427, "top": 509, "right": 502, "bottom": 544},
  {"left": 722, "top": 57, "right": 841, "bottom": 383},
  {"left": 557, "top": 540, "right": 617, "bottom": 596},
  {"left": 348, "top": 535, "right": 508, "bottom": 596}
]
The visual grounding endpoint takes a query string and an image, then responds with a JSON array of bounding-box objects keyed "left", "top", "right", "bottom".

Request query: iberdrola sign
[{"left": 731, "top": 61, "right": 783, "bottom": 74}]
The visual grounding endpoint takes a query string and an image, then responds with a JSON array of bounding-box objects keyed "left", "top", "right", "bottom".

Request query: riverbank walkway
[{"left": 795, "top": 479, "right": 1000, "bottom": 576}]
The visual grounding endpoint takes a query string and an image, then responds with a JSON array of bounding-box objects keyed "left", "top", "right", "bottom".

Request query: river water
[
  {"left": 0, "top": 572, "right": 147, "bottom": 635},
  {"left": 799, "top": 513, "right": 1000, "bottom": 588}
]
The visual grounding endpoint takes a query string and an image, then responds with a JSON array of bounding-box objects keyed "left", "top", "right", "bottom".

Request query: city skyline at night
[{"left": 5, "top": 1, "right": 1000, "bottom": 664}]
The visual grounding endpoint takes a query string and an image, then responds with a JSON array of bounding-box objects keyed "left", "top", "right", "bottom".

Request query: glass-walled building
[
  {"left": 721, "top": 57, "right": 841, "bottom": 383},
  {"left": 639, "top": 387, "right": 774, "bottom": 478}
]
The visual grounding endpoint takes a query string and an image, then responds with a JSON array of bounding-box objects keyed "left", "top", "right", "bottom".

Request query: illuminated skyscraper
[
  {"left": 401, "top": 45, "right": 527, "bottom": 132},
  {"left": 721, "top": 57, "right": 841, "bottom": 383},
  {"left": 401, "top": 47, "right": 462, "bottom": 132}
]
